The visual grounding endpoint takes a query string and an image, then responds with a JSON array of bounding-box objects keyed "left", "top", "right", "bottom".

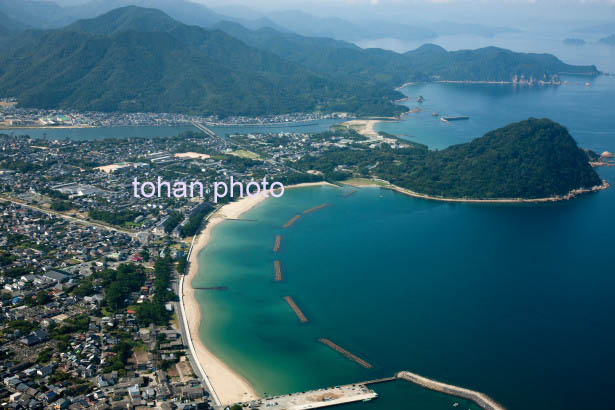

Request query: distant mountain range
[
  {"left": 599, "top": 34, "right": 615, "bottom": 45},
  {"left": 0, "top": 0, "right": 72, "bottom": 29},
  {"left": 575, "top": 22, "right": 615, "bottom": 35},
  {"left": 0, "top": 9, "right": 24, "bottom": 35},
  {"left": 214, "top": 21, "right": 598, "bottom": 87},
  {"left": 0, "top": 7, "right": 405, "bottom": 116},
  {"left": 0, "top": 0, "right": 519, "bottom": 42},
  {"left": 0, "top": 5, "right": 601, "bottom": 117},
  {"left": 264, "top": 9, "right": 438, "bottom": 42},
  {"left": 563, "top": 38, "right": 586, "bottom": 46}
]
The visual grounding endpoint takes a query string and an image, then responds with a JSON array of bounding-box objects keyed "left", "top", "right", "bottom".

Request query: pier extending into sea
[
  {"left": 233, "top": 371, "right": 505, "bottom": 410},
  {"left": 246, "top": 383, "right": 378, "bottom": 410}
]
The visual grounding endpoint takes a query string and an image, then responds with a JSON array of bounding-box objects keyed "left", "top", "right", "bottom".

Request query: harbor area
[{"left": 239, "top": 384, "right": 377, "bottom": 410}]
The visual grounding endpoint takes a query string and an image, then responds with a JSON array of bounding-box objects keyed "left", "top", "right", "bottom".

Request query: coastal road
[{"left": 176, "top": 209, "right": 222, "bottom": 407}]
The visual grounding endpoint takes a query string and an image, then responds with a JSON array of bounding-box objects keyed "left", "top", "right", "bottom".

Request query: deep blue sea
[{"left": 194, "top": 76, "right": 615, "bottom": 410}]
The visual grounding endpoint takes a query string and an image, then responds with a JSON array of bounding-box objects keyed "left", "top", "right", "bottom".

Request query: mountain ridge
[
  {"left": 0, "top": 6, "right": 405, "bottom": 117},
  {"left": 0, "top": 6, "right": 602, "bottom": 117}
]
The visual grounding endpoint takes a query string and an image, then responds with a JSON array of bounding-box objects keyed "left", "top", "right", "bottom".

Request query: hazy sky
[{"left": 50, "top": 0, "right": 615, "bottom": 27}]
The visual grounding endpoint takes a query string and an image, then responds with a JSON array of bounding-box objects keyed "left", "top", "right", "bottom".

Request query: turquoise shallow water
[{"left": 195, "top": 76, "right": 615, "bottom": 410}]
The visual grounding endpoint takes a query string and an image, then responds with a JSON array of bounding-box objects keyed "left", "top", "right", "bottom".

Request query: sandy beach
[
  {"left": 183, "top": 181, "right": 332, "bottom": 405},
  {"left": 341, "top": 119, "right": 380, "bottom": 138}
]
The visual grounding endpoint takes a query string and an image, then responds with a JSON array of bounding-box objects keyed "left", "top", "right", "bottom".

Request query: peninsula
[{"left": 297, "top": 118, "right": 606, "bottom": 202}]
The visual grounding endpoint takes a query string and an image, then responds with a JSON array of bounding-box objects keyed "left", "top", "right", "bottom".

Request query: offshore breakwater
[
  {"left": 273, "top": 235, "right": 282, "bottom": 252},
  {"left": 283, "top": 214, "right": 301, "bottom": 228},
  {"left": 269, "top": 189, "right": 501, "bottom": 409},
  {"left": 397, "top": 372, "right": 505, "bottom": 410},
  {"left": 269, "top": 194, "right": 503, "bottom": 409},
  {"left": 284, "top": 296, "right": 309, "bottom": 323},
  {"left": 319, "top": 339, "right": 373, "bottom": 369},
  {"left": 273, "top": 260, "right": 283, "bottom": 281}
]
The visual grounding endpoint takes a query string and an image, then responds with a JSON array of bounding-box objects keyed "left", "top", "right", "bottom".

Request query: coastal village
[
  {"left": 0, "top": 106, "right": 345, "bottom": 129},
  {"left": 0, "top": 110, "right": 610, "bottom": 410},
  {"left": 0, "top": 116, "right": 417, "bottom": 410}
]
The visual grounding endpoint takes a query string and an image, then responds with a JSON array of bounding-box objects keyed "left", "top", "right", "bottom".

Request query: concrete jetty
[
  {"left": 343, "top": 190, "right": 357, "bottom": 197},
  {"left": 397, "top": 371, "right": 505, "bottom": 410},
  {"left": 318, "top": 338, "right": 373, "bottom": 369},
  {"left": 249, "top": 383, "right": 377, "bottom": 410},
  {"left": 303, "top": 203, "right": 330, "bottom": 214},
  {"left": 273, "top": 235, "right": 282, "bottom": 252},
  {"left": 363, "top": 376, "right": 397, "bottom": 385},
  {"left": 274, "top": 260, "right": 283, "bottom": 281},
  {"left": 283, "top": 214, "right": 302, "bottom": 228},
  {"left": 284, "top": 296, "right": 309, "bottom": 322},
  {"left": 231, "top": 371, "right": 505, "bottom": 410}
]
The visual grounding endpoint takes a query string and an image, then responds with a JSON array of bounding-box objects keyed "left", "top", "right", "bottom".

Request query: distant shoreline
[
  {"left": 395, "top": 75, "right": 600, "bottom": 91},
  {"left": 0, "top": 119, "right": 338, "bottom": 131},
  {"left": 0, "top": 125, "right": 96, "bottom": 130}
]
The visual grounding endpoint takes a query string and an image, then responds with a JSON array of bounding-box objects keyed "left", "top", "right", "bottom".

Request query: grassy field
[
  {"left": 230, "top": 149, "right": 261, "bottom": 160},
  {"left": 341, "top": 178, "right": 389, "bottom": 187}
]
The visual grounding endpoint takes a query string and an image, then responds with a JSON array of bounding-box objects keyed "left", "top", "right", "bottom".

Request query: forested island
[{"left": 297, "top": 118, "right": 605, "bottom": 200}]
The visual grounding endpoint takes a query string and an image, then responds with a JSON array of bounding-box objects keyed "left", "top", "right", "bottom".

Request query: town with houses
[
  {"left": 0, "top": 103, "right": 345, "bottom": 128},
  {"left": 0, "top": 115, "right": 407, "bottom": 410}
]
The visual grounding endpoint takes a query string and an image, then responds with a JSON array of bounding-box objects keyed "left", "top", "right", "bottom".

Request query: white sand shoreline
[{"left": 183, "top": 181, "right": 333, "bottom": 405}]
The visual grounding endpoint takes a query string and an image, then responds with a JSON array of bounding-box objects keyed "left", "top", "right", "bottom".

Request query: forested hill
[
  {"left": 0, "top": 6, "right": 601, "bottom": 117},
  {"left": 214, "top": 21, "right": 600, "bottom": 87},
  {"left": 0, "top": 7, "right": 404, "bottom": 117},
  {"left": 389, "top": 118, "right": 602, "bottom": 199},
  {"left": 298, "top": 119, "right": 602, "bottom": 200}
]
